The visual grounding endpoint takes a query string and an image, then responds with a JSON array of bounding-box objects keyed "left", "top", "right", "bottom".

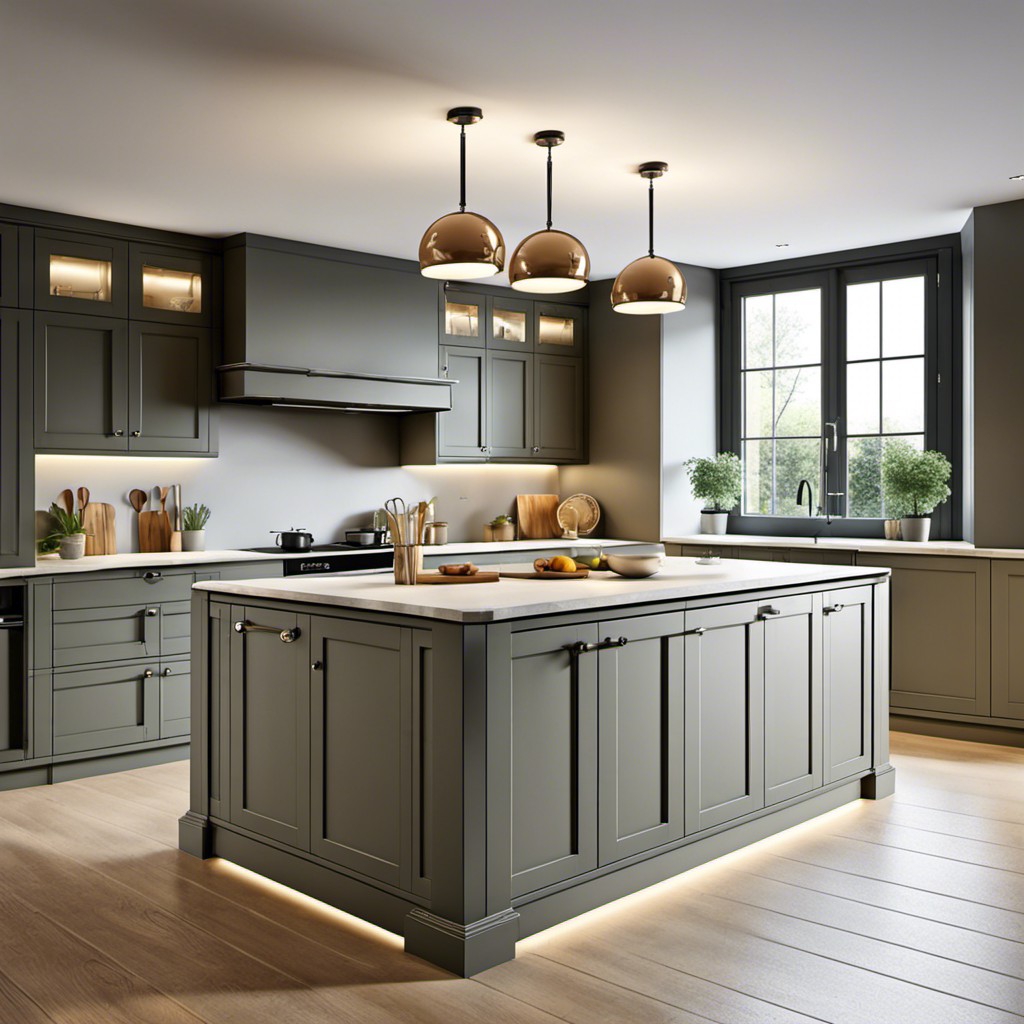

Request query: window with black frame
[{"left": 720, "top": 241, "right": 957, "bottom": 538}]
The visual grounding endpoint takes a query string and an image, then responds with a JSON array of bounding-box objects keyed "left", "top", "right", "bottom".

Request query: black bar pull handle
[{"left": 568, "top": 636, "right": 629, "bottom": 657}]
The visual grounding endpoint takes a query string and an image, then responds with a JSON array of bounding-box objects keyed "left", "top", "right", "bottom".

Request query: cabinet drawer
[
  {"left": 53, "top": 571, "right": 193, "bottom": 611},
  {"left": 53, "top": 603, "right": 162, "bottom": 668},
  {"left": 52, "top": 661, "right": 158, "bottom": 754},
  {"left": 159, "top": 660, "right": 190, "bottom": 739}
]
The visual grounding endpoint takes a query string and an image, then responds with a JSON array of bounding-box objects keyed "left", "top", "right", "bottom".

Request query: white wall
[{"left": 36, "top": 403, "right": 558, "bottom": 550}]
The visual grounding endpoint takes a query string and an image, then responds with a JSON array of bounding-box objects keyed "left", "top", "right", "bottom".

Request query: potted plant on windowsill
[
  {"left": 683, "top": 452, "right": 743, "bottom": 535},
  {"left": 181, "top": 503, "right": 211, "bottom": 552},
  {"left": 881, "top": 441, "right": 951, "bottom": 543},
  {"left": 40, "top": 502, "right": 88, "bottom": 559}
]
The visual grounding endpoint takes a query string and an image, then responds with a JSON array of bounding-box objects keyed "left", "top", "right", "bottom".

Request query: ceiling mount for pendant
[
  {"left": 418, "top": 106, "right": 505, "bottom": 281},
  {"left": 508, "top": 129, "right": 590, "bottom": 294}
]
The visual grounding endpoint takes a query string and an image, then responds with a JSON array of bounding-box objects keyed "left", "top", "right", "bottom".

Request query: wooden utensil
[
  {"left": 77, "top": 487, "right": 89, "bottom": 514},
  {"left": 515, "top": 494, "right": 561, "bottom": 539},
  {"left": 416, "top": 572, "right": 499, "bottom": 584},
  {"left": 158, "top": 486, "right": 172, "bottom": 550},
  {"left": 133, "top": 488, "right": 165, "bottom": 553},
  {"left": 128, "top": 489, "right": 147, "bottom": 514},
  {"left": 58, "top": 489, "right": 74, "bottom": 516}
]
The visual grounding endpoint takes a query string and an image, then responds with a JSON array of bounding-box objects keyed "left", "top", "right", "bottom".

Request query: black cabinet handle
[
  {"left": 687, "top": 626, "right": 707, "bottom": 636},
  {"left": 311, "top": 660, "right": 323, "bottom": 671},
  {"left": 758, "top": 607, "right": 783, "bottom": 619},
  {"left": 143, "top": 571, "right": 162, "bottom": 581},
  {"left": 234, "top": 620, "right": 301, "bottom": 643},
  {"left": 531, "top": 446, "right": 541, "bottom": 454},
  {"left": 131, "top": 430, "right": 141, "bottom": 437},
  {"left": 568, "top": 636, "right": 628, "bottom": 657}
]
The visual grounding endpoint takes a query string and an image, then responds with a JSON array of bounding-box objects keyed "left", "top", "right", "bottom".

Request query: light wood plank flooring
[{"left": 0, "top": 732, "right": 1021, "bottom": 1023}]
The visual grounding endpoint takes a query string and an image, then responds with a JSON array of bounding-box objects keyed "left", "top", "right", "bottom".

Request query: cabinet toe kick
[{"left": 404, "top": 908, "right": 520, "bottom": 977}]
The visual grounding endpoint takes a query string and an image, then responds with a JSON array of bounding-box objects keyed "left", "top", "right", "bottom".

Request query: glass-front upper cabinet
[
  {"left": 440, "top": 288, "right": 485, "bottom": 347},
  {"left": 487, "top": 296, "right": 534, "bottom": 352},
  {"left": 34, "top": 230, "right": 128, "bottom": 317},
  {"left": 535, "top": 302, "right": 584, "bottom": 355},
  {"left": 129, "top": 244, "right": 212, "bottom": 326}
]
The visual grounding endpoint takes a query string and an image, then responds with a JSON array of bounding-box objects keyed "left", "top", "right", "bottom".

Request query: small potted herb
[
  {"left": 484, "top": 514, "right": 515, "bottom": 542},
  {"left": 41, "top": 502, "right": 88, "bottom": 559},
  {"left": 881, "top": 441, "right": 951, "bottom": 542},
  {"left": 181, "top": 503, "right": 211, "bottom": 551},
  {"left": 683, "top": 452, "right": 743, "bottom": 534}
]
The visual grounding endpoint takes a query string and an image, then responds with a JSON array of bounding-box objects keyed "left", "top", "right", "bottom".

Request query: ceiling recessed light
[{"left": 1010, "top": 174, "right": 1024, "bottom": 181}]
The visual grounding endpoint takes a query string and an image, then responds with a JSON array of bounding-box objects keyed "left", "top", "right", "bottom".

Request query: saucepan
[{"left": 272, "top": 529, "right": 314, "bottom": 552}]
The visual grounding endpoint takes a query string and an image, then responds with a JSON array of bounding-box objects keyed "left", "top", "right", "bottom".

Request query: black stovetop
[{"left": 246, "top": 543, "right": 392, "bottom": 555}]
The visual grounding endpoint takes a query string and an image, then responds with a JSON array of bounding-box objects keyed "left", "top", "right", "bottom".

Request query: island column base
[
  {"left": 861, "top": 763, "right": 896, "bottom": 799},
  {"left": 404, "top": 908, "right": 520, "bottom": 977}
]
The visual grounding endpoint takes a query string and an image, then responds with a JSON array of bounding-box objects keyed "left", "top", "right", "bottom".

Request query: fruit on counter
[
  {"left": 549, "top": 555, "right": 577, "bottom": 573},
  {"left": 438, "top": 562, "right": 479, "bottom": 576}
]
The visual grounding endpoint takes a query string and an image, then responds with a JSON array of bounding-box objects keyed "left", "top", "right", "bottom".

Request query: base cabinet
[
  {"left": 991, "top": 562, "right": 1024, "bottom": 721},
  {"left": 0, "top": 310, "right": 33, "bottom": 568}
]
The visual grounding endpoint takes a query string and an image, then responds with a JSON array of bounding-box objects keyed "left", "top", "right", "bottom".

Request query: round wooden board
[{"left": 557, "top": 494, "right": 601, "bottom": 536}]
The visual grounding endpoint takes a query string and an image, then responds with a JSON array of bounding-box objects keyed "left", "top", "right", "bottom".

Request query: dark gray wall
[{"left": 967, "top": 199, "right": 1024, "bottom": 547}]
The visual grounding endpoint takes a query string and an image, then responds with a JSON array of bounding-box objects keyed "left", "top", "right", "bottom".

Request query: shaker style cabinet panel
[
  {"left": 0, "top": 222, "right": 18, "bottom": 307},
  {"left": 822, "top": 587, "right": 873, "bottom": 782},
  {"left": 128, "top": 322, "right": 213, "bottom": 453},
  {"left": 486, "top": 350, "right": 533, "bottom": 458},
  {"left": 868, "top": 555, "right": 991, "bottom": 716},
  {"left": 228, "top": 605, "right": 310, "bottom": 850},
  {"left": 534, "top": 354, "right": 584, "bottom": 462},
  {"left": 440, "top": 289, "right": 485, "bottom": 348},
  {"left": 991, "top": 562, "right": 1024, "bottom": 721},
  {"left": 0, "top": 310, "right": 33, "bottom": 568},
  {"left": 597, "top": 612, "right": 685, "bottom": 864},
  {"left": 158, "top": 660, "right": 191, "bottom": 739},
  {"left": 508, "top": 623, "right": 598, "bottom": 898},
  {"left": 34, "top": 312, "right": 129, "bottom": 452},
  {"left": 309, "top": 618, "right": 410, "bottom": 887},
  {"left": 762, "top": 594, "right": 822, "bottom": 806},
  {"left": 684, "top": 602, "right": 764, "bottom": 832},
  {"left": 33, "top": 230, "right": 128, "bottom": 318},
  {"left": 129, "top": 244, "right": 212, "bottom": 327},
  {"left": 437, "top": 345, "right": 487, "bottom": 459}
]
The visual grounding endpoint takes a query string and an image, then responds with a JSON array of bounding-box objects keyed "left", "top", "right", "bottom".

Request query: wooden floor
[{"left": 1, "top": 734, "right": 1023, "bottom": 1024}]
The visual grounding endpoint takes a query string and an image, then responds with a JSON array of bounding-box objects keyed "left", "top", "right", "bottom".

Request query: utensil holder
[{"left": 394, "top": 544, "right": 423, "bottom": 585}]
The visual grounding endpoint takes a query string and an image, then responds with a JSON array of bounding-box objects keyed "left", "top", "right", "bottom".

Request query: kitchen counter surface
[
  {"left": 0, "top": 549, "right": 286, "bottom": 581},
  {"left": 195, "top": 555, "right": 888, "bottom": 624},
  {"left": 664, "top": 533, "right": 1024, "bottom": 560}
]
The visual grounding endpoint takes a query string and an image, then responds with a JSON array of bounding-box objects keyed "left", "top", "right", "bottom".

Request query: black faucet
[{"left": 796, "top": 479, "right": 814, "bottom": 516}]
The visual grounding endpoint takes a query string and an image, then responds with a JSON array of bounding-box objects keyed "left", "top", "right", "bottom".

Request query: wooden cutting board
[
  {"left": 83, "top": 503, "right": 117, "bottom": 555},
  {"left": 515, "top": 494, "right": 561, "bottom": 539},
  {"left": 416, "top": 572, "right": 500, "bottom": 584},
  {"left": 138, "top": 510, "right": 169, "bottom": 552},
  {"left": 500, "top": 569, "right": 590, "bottom": 580}
]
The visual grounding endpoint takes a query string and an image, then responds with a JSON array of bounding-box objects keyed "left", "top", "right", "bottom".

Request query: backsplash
[{"left": 35, "top": 404, "right": 560, "bottom": 551}]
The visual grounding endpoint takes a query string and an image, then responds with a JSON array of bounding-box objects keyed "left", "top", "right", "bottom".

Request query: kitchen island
[{"left": 180, "top": 557, "right": 893, "bottom": 975}]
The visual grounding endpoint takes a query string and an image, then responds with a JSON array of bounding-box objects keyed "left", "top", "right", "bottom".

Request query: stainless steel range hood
[{"left": 220, "top": 234, "right": 452, "bottom": 414}]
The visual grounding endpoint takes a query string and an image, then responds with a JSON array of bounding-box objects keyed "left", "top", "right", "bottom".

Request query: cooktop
[
  {"left": 245, "top": 543, "right": 393, "bottom": 576},
  {"left": 246, "top": 543, "right": 391, "bottom": 554}
]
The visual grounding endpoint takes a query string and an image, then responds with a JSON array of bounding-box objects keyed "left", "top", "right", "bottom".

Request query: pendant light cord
[
  {"left": 648, "top": 178, "right": 655, "bottom": 257},
  {"left": 459, "top": 125, "right": 467, "bottom": 212},
  {"left": 546, "top": 147, "right": 554, "bottom": 230}
]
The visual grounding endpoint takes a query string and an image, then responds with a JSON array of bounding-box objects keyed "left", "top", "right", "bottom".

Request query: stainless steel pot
[{"left": 272, "top": 529, "right": 314, "bottom": 552}]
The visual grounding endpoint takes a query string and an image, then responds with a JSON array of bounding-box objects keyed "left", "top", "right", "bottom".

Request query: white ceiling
[{"left": 1, "top": 0, "right": 1021, "bottom": 276}]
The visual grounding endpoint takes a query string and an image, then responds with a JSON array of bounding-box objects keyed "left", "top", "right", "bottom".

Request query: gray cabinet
[
  {"left": 509, "top": 623, "right": 598, "bottom": 897},
  {"left": 763, "top": 594, "right": 822, "bottom": 806},
  {"left": 33, "top": 230, "right": 128, "bottom": 318},
  {"left": 0, "top": 222, "right": 19, "bottom": 307},
  {"left": 535, "top": 302, "right": 584, "bottom": 356},
  {"left": 440, "top": 289, "right": 485, "bottom": 348},
  {"left": 867, "top": 555, "right": 991, "bottom": 716},
  {"left": 487, "top": 349, "right": 533, "bottom": 458},
  {"left": 487, "top": 295, "right": 534, "bottom": 352},
  {"left": 309, "top": 618, "right": 410, "bottom": 887},
  {"left": 597, "top": 612, "right": 684, "bottom": 864},
  {"left": 228, "top": 604, "right": 310, "bottom": 849},
  {"left": 438, "top": 345, "right": 487, "bottom": 459},
  {"left": 534, "top": 353, "right": 584, "bottom": 461},
  {"left": 822, "top": 587, "right": 873, "bottom": 782},
  {"left": 158, "top": 660, "right": 191, "bottom": 739},
  {"left": 34, "top": 313, "right": 214, "bottom": 455},
  {"left": 991, "top": 561, "right": 1024, "bottom": 720},
  {"left": 129, "top": 243, "right": 213, "bottom": 328},
  {"left": 684, "top": 602, "right": 764, "bottom": 832},
  {"left": 0, "top": 310, "right": 33, "bottom": 568}
]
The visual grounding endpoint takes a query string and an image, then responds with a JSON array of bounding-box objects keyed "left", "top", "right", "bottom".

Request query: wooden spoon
[
  {"left": 77, "top": 486, "right": 90, "bottom": 514},
  {"left": 159, "top": 486, "right": 169, "bottom": 515},
  {"left": 58, "top": 489, "right": 74, "bottom": 515},
  {"left": 128, "top": 489, "right": 148, "bottom": 513}
]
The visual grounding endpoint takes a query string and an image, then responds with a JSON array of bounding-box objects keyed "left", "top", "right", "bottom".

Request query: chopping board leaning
[
  {"left": 515, "top": 494, "right": 561, "bottom": 539},
  {"left": 82, "top": 503, "right": 117, "bottom": 555}
]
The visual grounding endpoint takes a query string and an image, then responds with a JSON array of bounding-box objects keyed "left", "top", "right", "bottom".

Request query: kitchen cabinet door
[
  {"left": 309, "top": 617, "right": 409, "bottom": 887},
  {"left": 228, "top": 605, "right": 310, "bottom": 849},
  {"left": 438, "top": 345, "right": 487, "bottom": 459},
  {"left": 158, "top": 659, "right": 191, "bottom": 739},
  {"left": 0, "top": 222, "right": 17, "bottom": 307},
  {"left": 822, "top": 587, "right": 873, "bottom": 782},
  {"left": 508, "top": 623, "right": 598, "bottom": 897},
  {"left": 34, "top": 230, "right": 128, "bottom": 318},
  {"left": 52, "top": 660, "right": 158, "bottom": 755},
  {"left": 34, "top": 312, "right": 129, "bottom": 452},
  {"left": 129, "top": 243, "right": 212, "bottom": 327},
  {"left": 488, "top": 295, "right": 534, "bottom": 352},
  {"left": 991, "top": 561, "right": 1024, "bottom": 720},
  {"left": 128, "top": 321, "right": 213, "bottom": 453},
  {"left": 535, "top": 302, "right": 584, "bottom": 356},
  {"left": 762, "top": 594, "right": 822, "bottom": 806},
  {"left": 597, "top": 612, "right": 685, "bottom": 864},
  {"left": 534, "top": 353, "right": 584, "bottom": 462},
  {"left": 867, "top": 555, "right": 991, "bottom": 716},
  {"left": 0, "top": 310, "right": 33, "bottom": 568},
  {"left": 439, "top": 289, "right": 485, "bottom": 348},
  {"left": 486, "top": 349, "right": 533, "bottom": 458},
  {"left": 684, "top": 602, "right": 764, "bottom": 832}
]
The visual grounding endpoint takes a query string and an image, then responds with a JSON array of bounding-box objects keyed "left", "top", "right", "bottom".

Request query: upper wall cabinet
[
  {"left": 129, "top": 244, "right": 213, "bottom": 327},
  {"left": 0, "top": 223, "right": 19, "bottom": 308},
  {"left": 535, "top": 302, "right": 584, "bottom": 356},
  {"left": 34, "top": 229, "right": 128, "bottom": 318}
]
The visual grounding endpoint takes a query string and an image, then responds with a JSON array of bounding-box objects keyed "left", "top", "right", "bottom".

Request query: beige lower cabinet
[{"left": 991, "top": 561, "right": 1024, "bottom": 720}]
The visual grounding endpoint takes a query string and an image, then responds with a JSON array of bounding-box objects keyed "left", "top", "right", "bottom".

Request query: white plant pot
[
  {"left": 181, "top": 530, "right": 206, "bottom": 552},
  {"left": 700, "top": 511, "right": 729, "bottom": 535},
  {"left": 59, "top": 534, "right": 86, "bottom": 560},
  {"left": 900, "top": 516, "right": 931, "bottom": 542}
]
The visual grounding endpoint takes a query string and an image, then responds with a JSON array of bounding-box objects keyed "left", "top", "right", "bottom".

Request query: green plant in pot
[
  {"left": 485, "top": 513, "right": 515, "bottom": 542},
  {"left": 181, "top": 503, "right": 211, "bottom": 552},
  {"left": 683, "top": 452, "right": 743, "bottom": 535},
  {"left": 881, "top": 441, "right": 950, "bottom": 542},
  {"left": 41, "top": 502, "right": 87, "bottom": 560}
]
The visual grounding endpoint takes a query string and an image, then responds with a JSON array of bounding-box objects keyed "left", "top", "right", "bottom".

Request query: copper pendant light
[
  {"left": 508, "top": 130, "right": 589, "bottom": 293},
  {"left": 611, "top": 162, "right": 686, "bottom": 315},
  {"left": 419, "top": 107, "right": 505, "bottom": 280}
]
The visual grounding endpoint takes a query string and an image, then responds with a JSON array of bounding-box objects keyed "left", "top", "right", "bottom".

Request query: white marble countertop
[
  {"left": 664, "top": 533, "right": 1024, "bottom": 560},
  {"left": 0, "top": 549, "right": 285, "bottom": 581},
  {"left": 194, "top": 556, "right": 888, "bottom": 624}
]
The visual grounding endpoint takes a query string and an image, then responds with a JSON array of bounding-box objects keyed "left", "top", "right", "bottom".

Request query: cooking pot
[{"left": 272, "top": 529, "right": 314, "bottom": 552}]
